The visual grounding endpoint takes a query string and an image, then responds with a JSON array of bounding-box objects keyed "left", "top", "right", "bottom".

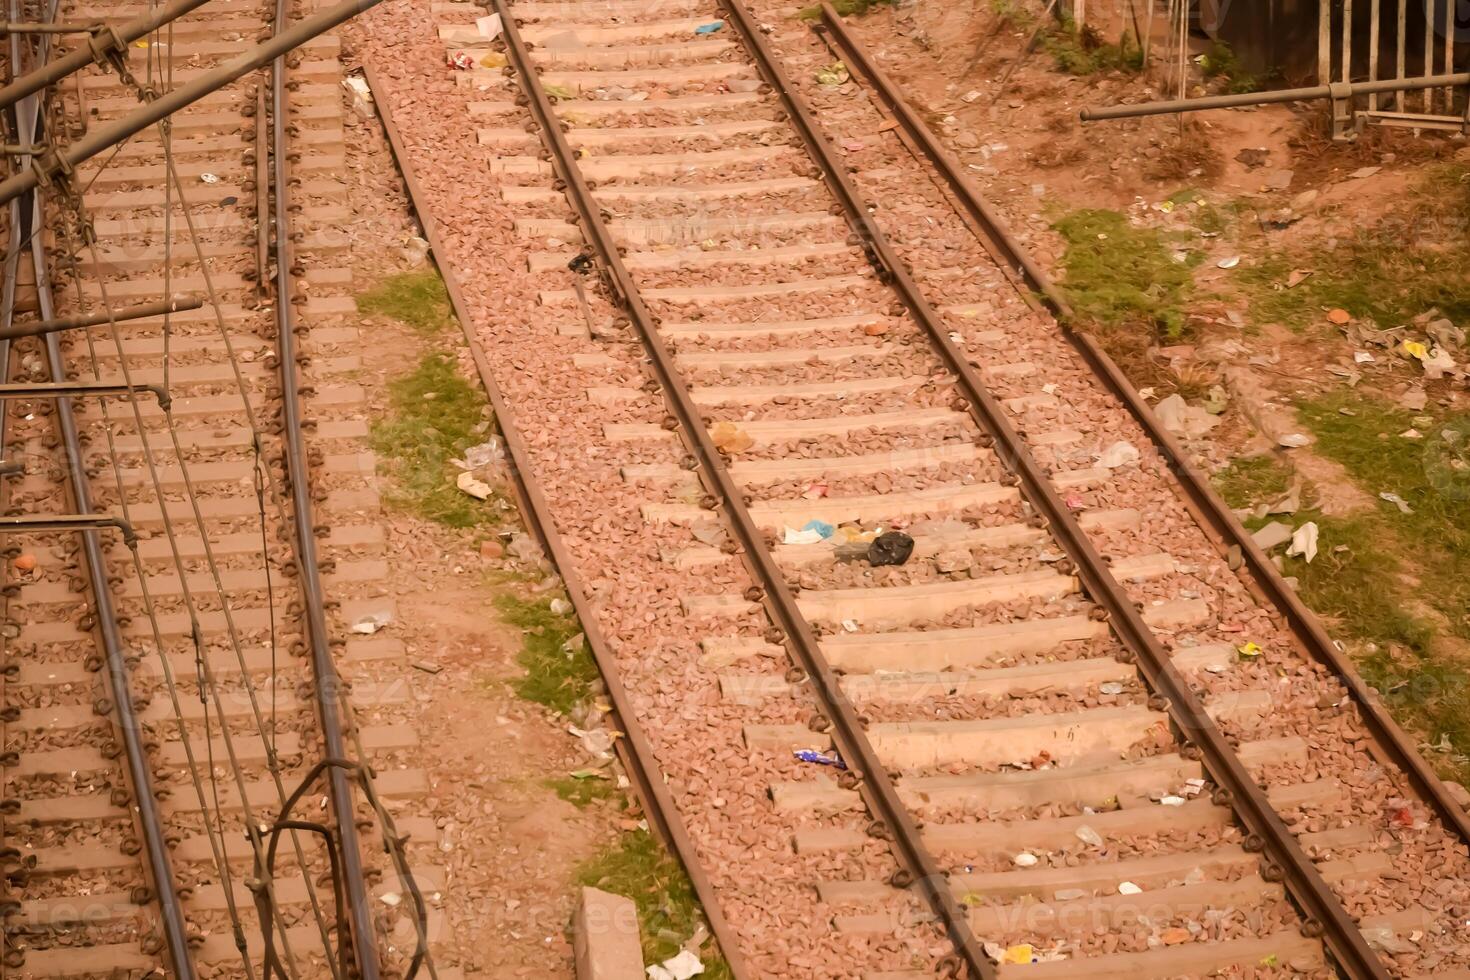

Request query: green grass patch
[
  {"left": 1198, "top": 40, "right": 1262, "bottom": 93},
  {"left": 369, "top": 352, "right": 495, "bottom": 529},
  {"left": 497, "top": 592, "right": 598, "bottom": 717},
  {"left": 797, "top": 0, "right": 890, "bottom": 19},
  {"left": 576, "top": 830, "right": 730, "bottom": 980},
  {"left": 1212, "top": 454, "right": 1293, "bottom": 510},
  {"left": 1238, "top": 164, "right": 1470, "bottom": 330},
  {"left": 545, "top": 773, "right": 618, "bottom": 808},
  {"left": 1278, "top": 393, "right": 1470, "bottom": 779},
  {"left": 356, "top": 269, "right": 453, "bottom": 334},
  {"left": 1043, "top": 19, "right": 1143, "bottom": 75},
  {"left": 1054, "top": 208, "right": 1197, "bottom": 339}
]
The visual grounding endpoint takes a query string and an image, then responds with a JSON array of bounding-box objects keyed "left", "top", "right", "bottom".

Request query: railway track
[
  {"left": 1, "top": 1, "right": 432, "bottom": 976},
  {"left": 404, "top": 0, "right": 1470, "bottom": 975}
]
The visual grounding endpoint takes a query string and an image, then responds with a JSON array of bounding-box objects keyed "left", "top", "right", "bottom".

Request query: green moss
[
  {"left": 1238, "top": 164, "right": 1470, "bottom": 330},
  {"left": 1280, "top": 393, "right": 1470, "bottom": 780},
  {"left": 1212, "top": 454, "right": 1293, "bottom": 510},
  {"left": 545, "top": 773, "right": 618, "bottom": 808},
  {"left": 369, "top": 353, "right": 495, "bottom": 529},
  {"left": 576, "top": 830, "right": 730, "bottom": 980},
  {"left": 1198, "top": 40, "right": 1262, "bottom": 93},
  {"left": 355, "top": 269, "right": 453, "bottom": 334},
  {"left": 797, "top": 0, "right": 890, "bottom": 19},
  {"left": 1053, "top": 208, "right": 1197, "bottom": 339},
  {"left": 498, "top": 593, "right": 598, "bottom": 717}
]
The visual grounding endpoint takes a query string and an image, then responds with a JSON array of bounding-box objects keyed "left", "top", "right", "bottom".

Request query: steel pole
[
  {"left": 0, "top": 0, "right": 386, "bottom": 207},
  {"left": 0, "top": 0, "right": 213, "bottom": 112},
  {"left": 0, "top": 294, "right": 201, "bottom": 339},
  {"left": 1082, "top": 71, "right": 1470, "bottom": 121}
]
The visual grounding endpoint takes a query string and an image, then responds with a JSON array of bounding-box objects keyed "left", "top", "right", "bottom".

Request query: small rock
[
  {"left": 480, "top": 539, "right": 505, "bottom": 560},
  {"left": 1251, "top": 521, "right": 1293, "bottom": 551}
]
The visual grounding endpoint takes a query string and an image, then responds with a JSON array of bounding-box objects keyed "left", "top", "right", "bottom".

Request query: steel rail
[
  {"left": 733, "top": 0, "right": 1390, "bottom": 974},
  {"left": 0, "top": 0, "right": 386, "bottom": 208},
  {"left": 4, "top": 11, "right": 198, "bottom": 971},
  {"left": 0, "top": 294, "right": 203, "bottom": 339},
  {"left": 818, "top": 0, "right": 1470, "bottom": 888},
  {"left": 813, "top": 7, "right": 1397, "bottom": 976},
  {"left": 359, "top": 57, "right": 752, "bottom": 980},
  {"left": 490, "top": 2, "right": 990, "bottom": 976},
  {"left": 1081, "top": 71, "right": 1470, "bottom": 121},
  {"left": 21, "top": 174, "right": 199, "bottom": 980},
  {"left": 0, "top": 0, "right": 213, "bottom": 111},
  {"left": 266, "top": 1, "right": 380, "bottom": 975}
]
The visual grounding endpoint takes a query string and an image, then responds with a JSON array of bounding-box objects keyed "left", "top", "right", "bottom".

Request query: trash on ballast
[
  {"left": 13, "top": 553, "right": 36, "bottom": 572},
  {"left": 342, "top": 75, "right": 374, "bottom": 119},
  {"left": 840, "top": 137, "right": 865, "bottom": 152},
  {"left": 456, "top": 470, "right": 494, "bottom": 500},
  {"left": 1217, "top": 256, "right": 1241, "bottom": 270},
  {"left": 694, "top": 20, "right": 724, "bottom": 34},
  {"left": 1286, "top": 269, "right": 1313, "bottom": 289},
  {"left": 814, "top": 61, "right": 849, "bottom": 86},
  {"left": 1400, "top": 428, "right": 1424, "bottom": 440},
  {"left": 1096, "top": 440, "right": 1140, "bottom": 470},
  {"left": 411, "top": 659, "right": 443, "bottom": 675},
  {"left": 568, "top": 724, "right": 617, "bottom": 759},
  {"left": 1074, "top": 825, "right": 1104, "bottom": 848},
  {"left": 1277, "top": 432, "right": 1312, "bottom": 448},
  {"left": 543, "top": 82, "right": 576, "bottom": 100},
  {"left": 1349, "top": 165, "right": 1382, "bottom": 179},
  {"left": 794, "top": 748, "right": 846, "bottom": 769},
  {"left": 801, "top": 481, "right": 829, "bottom": 499},
  {"left": 1159, "top": 795, "right": 1186, "bottom": 806},
  {"left": 1354, "top": 350, "right": 1376, "bottom": 364},
  {"left": 647, "top": 948, "right": 705, "bottom": 980},
  {"left": 867, "top": 530, "right": 914, "bottom": 567},
  {"left": 352, "top": 610, "right": 393, "bottom": 635},
  {"left": 508, "top": 532, "right": 545, "bottom": 563},
  {"left": 1153, "top": 394, "right": 1219, "bottom": 440},
  {"left": 710, "top": 420, "right": 754, "bottom": 453},
  {"left": 1001, "top": 945, "right": 1035, "bottom": 965},
  {"left": 1117, "top": 881, "right": 1143, "bottom": 895},
  {"left": 783, "top": 520, "right": 834, "bottom": 545},
  {"left": 476, "top": 12, "right": 502, "bottom": 38},
  {"left": 1379, "top": 491, "right": 1415, "bottom": 515},
  {"left": 447, "top": 50, "right": 477, "bottom": 70},
  {"left": 840, "top": 618, "right": 858, "bottom": 633},
  {"left": 549, "top": 597, "right": 573, "bottom": 616},
  {"left": 1327, "top": 308, "right": 1352, "bottom": 326},
  {"left": 200, "top": 172, "right": 220, "bottom": 184},
  {"left": 1287, "top": 521, "right": 1319, "bottom": 563},
  {"left": 1012, "top": 852, "right": 1039, "bottom": 868}
]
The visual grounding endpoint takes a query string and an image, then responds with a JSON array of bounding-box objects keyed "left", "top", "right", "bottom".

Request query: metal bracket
[
  {"left": 27, "top": 146, "right": 73, "bottom": 190},
  {"left": 85, "top": 26, "right": 129, "bottom": 76},
  {"left": 0, "top": 515, "right": 137, "bottom": 547}
]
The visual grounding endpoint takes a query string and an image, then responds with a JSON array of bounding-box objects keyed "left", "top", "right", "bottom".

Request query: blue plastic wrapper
[
  {"left": 695, "top": 21, "right": 724, "bottom": 34},
  {"left": 794, "top": 748, "right": 847, "bottom": 769},
  {"left": 802, "top": 519, "right": 835, "bottom": 539}
]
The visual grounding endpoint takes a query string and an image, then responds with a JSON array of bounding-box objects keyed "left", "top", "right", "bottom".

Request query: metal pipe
[
  {"left": 0, "top": 513, "right": 136, "bottom": 544},
  {"left": 0, "top": 294, "right": 202, "bottom": 340},
  {"left": 0, "top": 0, "right": 386, "bottom": 207},
  {"left": 267, "top": 3, "right": 380, "bottom": 976},
  {"left": 0, "top": 380, "right": 169, "bottom": 407},
  {"left": 1081, "top": 71, "right": 1470, "bottom": 120},
  {"left": 0, "top": 0, "right": 213, "bottom": 112}
]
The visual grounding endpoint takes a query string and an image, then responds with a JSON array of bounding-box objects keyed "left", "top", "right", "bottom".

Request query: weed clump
[
  {"left": 1054, "top": 208, "right": 1197, "bottom": 338},
  {"left": 369, "top": 353, "right": 494, "bottom": 528},
  {"left": 497, "top": 593, "right": 596, "bottom": 716},
  {"left": 355, "top": 269, "right": 452, "bottom": 334}
]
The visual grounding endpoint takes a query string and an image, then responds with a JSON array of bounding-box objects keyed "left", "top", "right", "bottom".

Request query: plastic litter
[
  {"left": 1217, "top": 256, "right": 1241, "bottom": 270},
  {"left": 1327, "top": 308, "right": 1352, "bottom": 325},
  {"left": 476, "top": 12, "right": 502, "bottom": 38},
  {"left": 866, "top": 530, "right": 914, "bottom": 567},
  {"left": 794, "top": 748, "right": 846, "bottom": 769},
  {"left": 1096, "top": 440, "right": 1140, "bottom": 469},
  {"left": 1287, "top": 521, "right": 1319, "bottom": 563},
  {"left": 200, "top": 172, "right": 220, "bottom": 184},
  {"left": 1277, "top": 432, "right": 1312, "bottom": 448},
  {"left": 1002, "top": 945, "right": 1035, "bottom": 965},
  {"left": 1075, "top": 825, "right": 1104, "bottom": 848},
  {"left": 447, "top": 50, "right": 476, "bottom": 70},
  {"left": 549, "top": 597, "right": 573, "bottom": 616},
  {"left": 1012, "top": 852, "right": 1039, "bottom": 867},
  {"left": 1237, "top": 641, "right": 1263, "bottom": 660},
  {"left": 1098, "top": 682, "right": 1124, "bottom": 696},
  {"left": 647, "top": 949, "right": 704, "bottom": 980},
  {"left": 1379, "top": 491, "right": 1415, "bottom": 514},
  {"left": 814, "top": 61, "right": 849, "bottom": 86},
  {"left": 1159, "top": 795, "right": 1186, "bottom": 806},
  {"left": 1117, "top": 881, "right": 1143, "bottom": 895},
  {"left": 711, "top": 420, "right": 754, "bottom": 453},
  {"left": 694, "top": 20, "right": 724, "bottom": 34}
]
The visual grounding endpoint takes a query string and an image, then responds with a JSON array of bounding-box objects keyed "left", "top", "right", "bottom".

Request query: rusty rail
[
  {"left": 813, "top": 6, "right": 1470, "bottom": 976},
  {"left": 358, "top": 59, "right": 754, "bottom": 980}
]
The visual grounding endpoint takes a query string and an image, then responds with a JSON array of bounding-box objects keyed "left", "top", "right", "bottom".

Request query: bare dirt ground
[{"left": 335, "top": 75, "right": 617, "bottom": 978}]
